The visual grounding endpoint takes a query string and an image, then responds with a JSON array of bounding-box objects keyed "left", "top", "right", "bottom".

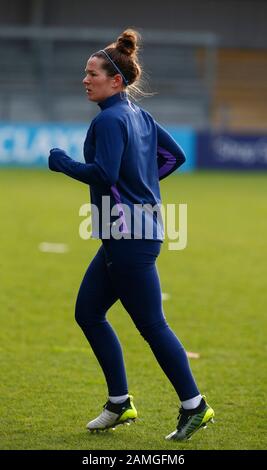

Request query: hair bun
[{"left": 116, "top": 29, "right": 140, "bottom": 56}]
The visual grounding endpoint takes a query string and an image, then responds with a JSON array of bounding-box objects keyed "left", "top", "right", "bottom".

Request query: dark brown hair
[{"left": 92, "top": 29, "right": 145, "bottom": 98}]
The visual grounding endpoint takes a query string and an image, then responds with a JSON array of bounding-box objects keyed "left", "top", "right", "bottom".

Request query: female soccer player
[{"left": 48, "top": 29, "right": 214, "bottom": 441}]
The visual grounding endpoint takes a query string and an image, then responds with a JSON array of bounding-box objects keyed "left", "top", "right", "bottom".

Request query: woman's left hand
[{"left": 48, "top": 148, "right": 67, "bottom": 171}]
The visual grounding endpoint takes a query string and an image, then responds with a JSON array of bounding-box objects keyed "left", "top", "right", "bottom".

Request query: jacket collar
[{"left": 98, "top": 92, "right": 128, "bottom": 110}]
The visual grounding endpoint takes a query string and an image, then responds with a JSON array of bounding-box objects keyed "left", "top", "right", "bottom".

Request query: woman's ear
[{"left": 112, "top": 74, "right": 124, "bottom": 89}]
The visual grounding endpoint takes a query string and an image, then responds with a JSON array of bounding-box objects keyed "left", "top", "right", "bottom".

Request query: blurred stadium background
[
  {"left": 0, "top": 0, "right": 266, "bottom": 451},
  {"left": 1, "top": 0, "right": 267, "bottom": 168}
]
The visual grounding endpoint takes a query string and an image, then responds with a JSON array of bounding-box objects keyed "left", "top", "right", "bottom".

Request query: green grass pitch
[{"left": 0, "top": 169, "right": 266, "bottom": 450}]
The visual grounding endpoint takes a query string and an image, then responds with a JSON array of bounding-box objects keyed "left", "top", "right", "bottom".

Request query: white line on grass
[
  {"left": 186, "top": 351, "right": 200, "bottom": 359},
  {"left": 161, "top": 292, "right": 200, "bottom": 359},
  {"left": 162, "top": 292, "right": 170, "bottom": 301},
  {"left": 39, "top": 242, "right": 69, "bottom": 253}
]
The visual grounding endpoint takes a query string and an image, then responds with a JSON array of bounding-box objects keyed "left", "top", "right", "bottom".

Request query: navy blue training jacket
[{"left": 49, "top": 92, "right": 186, "bottom": 239}]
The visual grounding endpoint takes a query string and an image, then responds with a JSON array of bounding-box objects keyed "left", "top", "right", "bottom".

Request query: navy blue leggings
[{"left": 75, "top": 239, "right": 199, "bottom": 401}]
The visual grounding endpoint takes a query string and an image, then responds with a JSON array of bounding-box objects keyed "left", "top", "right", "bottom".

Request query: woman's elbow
[{"left": 179, "top": 151, "right": 186, "bottom": 166}]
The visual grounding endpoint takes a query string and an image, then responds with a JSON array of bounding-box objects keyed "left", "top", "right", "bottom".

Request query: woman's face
[{"left": 83, "top": 56, "right": 123, "bottom": 102}]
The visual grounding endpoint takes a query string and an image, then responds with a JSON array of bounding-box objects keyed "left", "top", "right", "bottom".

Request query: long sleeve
[
  {"left": 49, "top": 115, "right": 125, "bottom": 187},
  {"left": 156, "top": 122, "right": 186, "bottom": 180}
]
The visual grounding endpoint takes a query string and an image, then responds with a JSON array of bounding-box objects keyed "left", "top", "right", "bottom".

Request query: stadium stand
[
  {"left": 213, "top": 49, "right": 267, "bottom": 131},
  {"left": 0, "top": 0, "right": 266, "bottom": 130},
  {"left": 0, "top": 34, "right": 215, "bottom": 126}
]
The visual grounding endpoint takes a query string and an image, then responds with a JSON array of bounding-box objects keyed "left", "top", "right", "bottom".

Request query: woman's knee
[
  {"left": 75, "top": 296, "right": 105, "bottom": 330},
  {"left": 137, "top": 319, "right": 169, "bottom": 342},
  {"left": 75, "top": 297, "right": 86, "bottom": 327}
]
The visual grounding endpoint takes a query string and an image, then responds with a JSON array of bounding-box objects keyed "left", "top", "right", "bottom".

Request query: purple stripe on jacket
[
  {"left": 110, "top": 185, "right": 129, "bottom": 234},
  {"left": 157, "top": 146, "right": 178, "bottom": 178}
]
